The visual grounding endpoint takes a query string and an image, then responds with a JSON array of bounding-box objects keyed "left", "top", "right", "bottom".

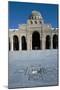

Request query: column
[
  {"left": 19, "top": 36, "right": 21, "bottom": 51},
  {"left": 42, "top": 37, "right": 45, "bottom": 50},
  {"left": 11, "top": 36, "right": 13, "bottom": 51},
  {"left": 30, "top": 35, "right": 32, "bottom": 50},
  {"left": 27, "top": 37, "right": 30, "bottom": 50},
  {"left": 40, "top": 33, "right": 41, "bottom": 49},
  {"left": 27, "top": 33, "right": 30, "bottom": 50},
  {"left": 51, "top": 37, "right": 53, "bottom": 49},
  {"left": 30, "top": 36, "right": 32, "bottom": 50}
]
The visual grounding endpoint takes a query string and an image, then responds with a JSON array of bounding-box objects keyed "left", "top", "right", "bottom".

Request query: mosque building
[{"left": 9, "top": 11, "right": 58, "bottom": 51}]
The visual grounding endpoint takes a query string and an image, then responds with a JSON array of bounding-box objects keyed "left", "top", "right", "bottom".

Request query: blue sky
[{"left": 8, "top": 1, "right": 58, "bottom": 29}]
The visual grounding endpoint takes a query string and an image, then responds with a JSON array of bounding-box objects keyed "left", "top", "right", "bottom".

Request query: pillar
[
  {"left": 30, "top": 36, "right": 32, "bottom": 50},
  {"left": 27, "top": 34, "right": 32, "bottom": 50},
  {"left": 42, "top": 37, "right": 45, "bottom": 50},
  {"left": 11, "top": 36, "right": 13, "bottom": 51},
  {"left": 27, "top": 36, "right": 30, "bottom": 50},
  {"left": 29, "top": 35, "right": 32, "bottom": 50},
  {"left": 51, "top": 36, "right": 53, "bottom": 49},
  {"left": 19, "top": 36, "right": 21, "bottom": 50}
]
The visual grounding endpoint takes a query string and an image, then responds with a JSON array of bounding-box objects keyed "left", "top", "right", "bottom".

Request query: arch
[
  {"left": 30, "top": 20, "right": 33, "bottom": 24},
  {"left": 45, "top": 35, "right": 51, "bottom": 49},
  {"left": 21, "top": 36, "right": 27, "bottom": 50},
  {"left": 9, "top": 37, "right": 11, "bottom": 51},
  {"left": 13, "top": 35, "right": 19, "bottom": 50},
  {"left": 35, "top": 21, "right": 37, "bottom": 24},
  {"left": 32, "top": 31, "right": 40, "bottom": 50},
  {"left": 40, "top": 21, "right": 42, "bottom": 24},
  {"left": 53, "top": 34, "right": 58, "bottom": 49}
]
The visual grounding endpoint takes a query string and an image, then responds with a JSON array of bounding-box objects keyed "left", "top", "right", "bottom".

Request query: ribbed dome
[{"left": 29, "top": 10, "right": 43, "bottom": 20}]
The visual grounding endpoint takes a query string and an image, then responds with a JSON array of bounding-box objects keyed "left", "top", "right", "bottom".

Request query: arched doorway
[
  {"left": 45, "top": 35, "right": 51, "bottom": 49},
  {"left": 32, "top": 31, "right": 40, "bottom": 50},
  {"left": 53, "top": 34, "right": 58, "bottom": 49},
  {"left": 21, "top": 36, "right": 27, "bottom": 50},
  {"left": 13, "top": 35, "right": 19, "bottom": 50},
  {"left": 9, "top": 38, "right": 11, "bottom": 51}
]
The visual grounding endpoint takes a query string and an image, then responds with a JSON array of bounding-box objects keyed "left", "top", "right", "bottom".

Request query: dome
[{"left": 29, "top": 10, "right": 43, "bottom": 20}]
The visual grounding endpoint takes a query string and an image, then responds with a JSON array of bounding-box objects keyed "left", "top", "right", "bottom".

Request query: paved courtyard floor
[{"left": 8, "top": 50, "right": 58, "bottom": 89}]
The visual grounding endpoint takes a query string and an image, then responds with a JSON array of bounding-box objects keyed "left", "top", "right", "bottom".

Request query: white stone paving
[{"left": 8, "top": 50, "right": 58, "bottom": 89}]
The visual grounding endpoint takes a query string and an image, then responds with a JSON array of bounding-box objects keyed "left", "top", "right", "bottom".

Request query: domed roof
[{"left": 29, "top": 10, "right": 43, "bottom": 19}]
